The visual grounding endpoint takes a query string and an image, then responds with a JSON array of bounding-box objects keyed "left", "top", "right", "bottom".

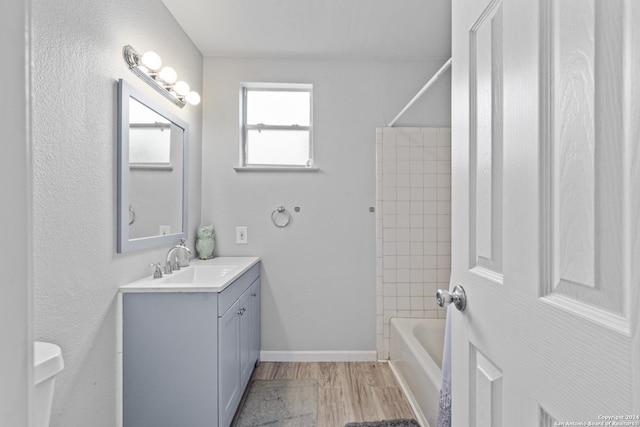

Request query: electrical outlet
[{"left": 236, "top": 226, "right": 248, "bottom": 244}]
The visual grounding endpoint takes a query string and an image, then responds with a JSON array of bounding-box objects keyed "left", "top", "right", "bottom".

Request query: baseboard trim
[{"left": 259, "top": 350, "right": 377, "bottom": 362}]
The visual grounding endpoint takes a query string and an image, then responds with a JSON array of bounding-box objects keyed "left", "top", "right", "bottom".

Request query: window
[{"left": 241, "top": 83, "right": 313, "bottom": 168}]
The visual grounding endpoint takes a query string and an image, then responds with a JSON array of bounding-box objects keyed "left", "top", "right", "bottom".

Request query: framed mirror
[{"left": 117, "top": 79, "right": 189, "bottom": 253}]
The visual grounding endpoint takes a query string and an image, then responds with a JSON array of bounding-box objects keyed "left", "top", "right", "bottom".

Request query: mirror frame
[{"left": 117, "top": 79, "right": 189, "bottom": 253}]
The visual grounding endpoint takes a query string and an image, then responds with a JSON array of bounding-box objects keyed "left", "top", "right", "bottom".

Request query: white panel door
[{"left": 451, "top": 0, "right": 640, "bottom": 424}]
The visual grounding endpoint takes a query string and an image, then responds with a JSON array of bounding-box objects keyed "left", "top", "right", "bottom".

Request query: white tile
[
  {"left": 397, "top": 297, "right": 411, "bottom": 310},
  {"left": 397, "top": 160, "right": 411, "bottom": 173},
  {"left": 397, "top": 146, "right": 411, "bottom": 160},
  {"left": 437, "top": 160, "right": 451, "bottom": 174},
  {"left": 424, "top": 201, "right": 437, "bottom": 215},
  {"left": 383, "top": 269, "right": 397, "bottom": 283},
  {"left": 438, "top": 255, "right": 451, "bottom": 268},
  {"left": 424, "top": 214, "right": 437, "bottom": 228},
  {"left": 397, "top": 310, "right": 411, "bottom": 318},
  {"left": 424, "top": 295, "right": 438, "bottom": 310},
  {"left": 437, "top": 174, "right": 451, "bottom": 188},
  {"left": 397, "top": 132, "right": 411, "bottom": 146},
  {"left": 396, "top": 242, "right": 411, "bottom": 256},
  {"left": 437, "top": 201, "right": 451, "bottom": 215},
  {"left": 410, "top": 187, "right": 424, "bottom": 201},
  {"left": 424, "top": 255, "right": 437, "bottom": 269},
  {"left": 383, "top": 214, "right": 397, "bottom": 228},
  {"left": 437, "top": 187, "right": 451, "bottom": 201},
  {"left": 424, "top": 174, "right": 438, "bottom": 187},
  {"left": 410, "top": 174, "right": 423, "bottom": 188},
  {"left": 383, "top": 255, "right": 397, "bottom": 269},
  {"left": 424, "top": 310, "right": 439, "bottom": 319},
  {"left": 397, "top": 283, "right": 411, "bottom": 296},
  {"left": 410, "top": 160, "right": 424, "bottom": 173},
  {"left": 410, "top": 229, "right": 424, "bottom": 242},
  {"left": 424, "top": 188, "right": 437, "bottom": 201},
  {"left": 384, "top": 296, "right": 397, "bottom": 310},
  {"left": 437, "top": 241, "right": 451, "bottom": 256},
  {"left": 410, "top": 269, "right": 423, "bottom": 283},
  {"left": 424, "top": 147, "right": 437, "bottom": 161},
  {"left": 410, "top": 146, "right": 424, "bottom": 160},
  {"left": 382, "top": 187, "right": 397, "bottom": 201},
  {"left": 382, "top": 144, "right": 397, "bottom": 159},
  {"left": 397, "top": 201, "right": 411, "bottom": 214},
  {"left": 396, "top": 214, "right": 411, "bottom": 228},
  {"left": 397, "top": 269, "right": 411, "bottom": 282},
  {"left": 424, "top": 132, "right": 438, "bottom": 147},
  {"left": 383, "top": 242, "right": 396, "bottom": 256},
  {"left": 382, "top": 174, "right": 397, "bottom": 187},
  {"left": 383, "top": 310, "right": 396, "bottom": 324},
  {"left": 423, "top": 228, "right": 437, "bottom": 242},
  {"left": 437, "top": 269, "right": 452, "bottom": 282},
  {"left": 382, "top": 201, "right": 397, "bottom": 215},
  {"left": 410, "top": 132, "right": 423, "bottom": 146},
  {"left": 410, "top": 215, "right": 424, "bottom": 228},
  {"left": 424, "top": 242, "right": 438, "bottom": 255},
  {"left": 411, "top": 242, "right": 424, "bottom": 255},
  {"left": 383, "top": 283, "right": 397, "bottom": 296},
  {"left": 410, "top": 255, "right": 424, "bottom": 269},
  {"left": 410, "top": 201, "right": 424, "bottom": 215},
  {"left": 437, "top": 146, "right": 451, "bottom": 160},
  {"left": 437, "top": 214, "right": 451, "bottom": 228},
  {"left": 411, "top": 283, "right": 424, "bottom": 297},
  {"left": 383, "top": 228, "right": 397, "bottom": 242},
  {"left": 383, "top": 161, "right": 397, "bottom": 174},
  {"left": 397, "top": 173, "right": 411, "bottom": 187},
  {"left": 411, "top": 297, "right": 424, "bottom": 310},
  {"left": 397, "top": 255, "right": 410, "bottom": 269},
  {"left": 424, "top": 160, "right": 438, "bottom": 173},
  {"left": 423, "top": 282, "right": 438, "bottom": 297},
  {"left": 397, "top": 187, "right": 411, "bottom": 201},
  {"left": 437, "top": 228, "right": 451, "bottom": 242},
  {"left": 410, "top": 310, "right": 425, "bottom": 318}
]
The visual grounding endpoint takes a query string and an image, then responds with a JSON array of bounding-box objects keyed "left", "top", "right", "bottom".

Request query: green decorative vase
[{"left": 196, "top": 225, "right": 215, "bottom": 259}]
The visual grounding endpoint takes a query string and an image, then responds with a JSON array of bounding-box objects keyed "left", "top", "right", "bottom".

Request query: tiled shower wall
[{"left": 375, "top": 127, "right": 450, "bottom": 360}]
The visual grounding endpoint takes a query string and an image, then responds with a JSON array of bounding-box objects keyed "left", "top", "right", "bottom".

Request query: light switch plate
[{"left": 236, "top": 226, "right": 248, "bottom": 244}]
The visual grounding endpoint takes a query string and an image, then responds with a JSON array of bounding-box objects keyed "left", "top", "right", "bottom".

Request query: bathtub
[{"left": 389, "top": 318, "right": 446, "bottom": 427}]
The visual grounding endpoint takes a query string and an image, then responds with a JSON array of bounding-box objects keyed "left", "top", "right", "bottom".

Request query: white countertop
[{"left": 119, "top": 256, "right": 260, "bottom": 293}]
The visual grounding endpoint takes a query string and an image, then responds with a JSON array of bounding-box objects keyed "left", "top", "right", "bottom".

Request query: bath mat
[
  {"left": 233, "top": 379, "right": 318, "bottom": 427},
  {"left": 345, "top": 420, "right": 420, "bottom": 427}
]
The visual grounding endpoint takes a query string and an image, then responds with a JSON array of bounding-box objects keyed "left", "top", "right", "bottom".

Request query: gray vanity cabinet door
[
  {"left": 239, "top": 288, "right": 253, "bottom": 389},
  {"left": 218, "top": 298, "right": 241, "bottom": 427},
  {"left": 123, "top": 292, "right": 218, "bottom": 427},
  {"left": 241, "top": 278, "right": 260, "bottom": 390}
]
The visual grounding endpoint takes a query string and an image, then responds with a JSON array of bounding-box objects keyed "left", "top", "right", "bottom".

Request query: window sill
[{"left": 234, "top": 166, "right": 320, "bottom": 172}]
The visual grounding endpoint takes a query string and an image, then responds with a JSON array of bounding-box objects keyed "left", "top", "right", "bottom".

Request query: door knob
[{"left": 436, "top": 285, "right": 467, "bottom": 311}]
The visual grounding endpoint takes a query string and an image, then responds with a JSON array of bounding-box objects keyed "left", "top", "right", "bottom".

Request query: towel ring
[
  {"left": 271, "top": 206, "right": 291, "bottom": 228},
  {"left": 129, "top": 206, "right": 136, "bottom": 225}
]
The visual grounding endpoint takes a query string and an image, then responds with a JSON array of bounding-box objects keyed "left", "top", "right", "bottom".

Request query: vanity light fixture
[{"left": 122, "top": 45, "right": 200, "bottom": 108}]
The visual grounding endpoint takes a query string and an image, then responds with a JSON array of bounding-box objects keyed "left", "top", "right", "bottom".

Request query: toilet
[{"left": 34, "top": 342, "right": 64, "bottom": 427}]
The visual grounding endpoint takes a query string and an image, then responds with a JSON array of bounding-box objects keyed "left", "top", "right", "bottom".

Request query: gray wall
[
  {"left": 202, "top": 57, "right": 451, "bottom": 353},
  {"left": 1, "top": 1, "right": 31, "bottom": 425},
  {"left": 31, "top": 1, "right": 202, "bottom": 426}
]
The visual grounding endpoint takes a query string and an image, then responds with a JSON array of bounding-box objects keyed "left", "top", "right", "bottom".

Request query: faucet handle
[
  {"left": 149, "top": 263, "right": 163, "bottom": 279},
  {"left": 164, "top": 260, "right": 173, "bottom": 275}
]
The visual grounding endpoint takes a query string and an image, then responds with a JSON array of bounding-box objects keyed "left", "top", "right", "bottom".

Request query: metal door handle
[{"left": 436, "top": 285, "right": 467, "bottom": 311}]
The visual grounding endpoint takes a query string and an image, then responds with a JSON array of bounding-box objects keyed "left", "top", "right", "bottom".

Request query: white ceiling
[{"left": 161, "top": 0, "right": 451, "bottom": 59}]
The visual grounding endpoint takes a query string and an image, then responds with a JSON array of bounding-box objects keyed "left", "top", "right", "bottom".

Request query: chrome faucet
[{"left": 165, "top": 239, "right": 192, "bottom": 274}]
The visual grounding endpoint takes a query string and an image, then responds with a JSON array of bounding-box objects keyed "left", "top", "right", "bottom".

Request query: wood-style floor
[{"left": 245, "top": 362, "right": 416, "bottom": 426}]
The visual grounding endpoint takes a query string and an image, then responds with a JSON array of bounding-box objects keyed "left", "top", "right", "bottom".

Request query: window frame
[{"left": 239, "top": 82, "right": 314, "bottom": 169}]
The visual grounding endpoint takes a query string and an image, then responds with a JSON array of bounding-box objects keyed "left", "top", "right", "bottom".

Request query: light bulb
[
  {"left": 174, "top": 80, "right": 190, "bottom": 96},
  {"left": 186, "top": 91, "right": 201, "bottom": 105},
  {"left": 141, "top": 51, "right": 162, "bottom": 71},
  {"left": 159, "top": 66, "right": 177, "bottom": 84}
]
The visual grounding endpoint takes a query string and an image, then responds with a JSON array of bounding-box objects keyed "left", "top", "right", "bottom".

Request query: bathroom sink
[{"left": 161, "top": 265, "right": 238, "bottom": 285}]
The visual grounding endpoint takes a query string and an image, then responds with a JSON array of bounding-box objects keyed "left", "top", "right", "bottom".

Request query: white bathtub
[{"left": 389, "top": 318, "right": 446, "bottom": 427}]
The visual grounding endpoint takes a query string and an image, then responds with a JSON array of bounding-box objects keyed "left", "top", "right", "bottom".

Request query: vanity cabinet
[
  {"left": 218, "top": 279, "right": 261, "bottom": 426},
  {"left": 121, "top": 260, "right": 260, "bottom": 427}
]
